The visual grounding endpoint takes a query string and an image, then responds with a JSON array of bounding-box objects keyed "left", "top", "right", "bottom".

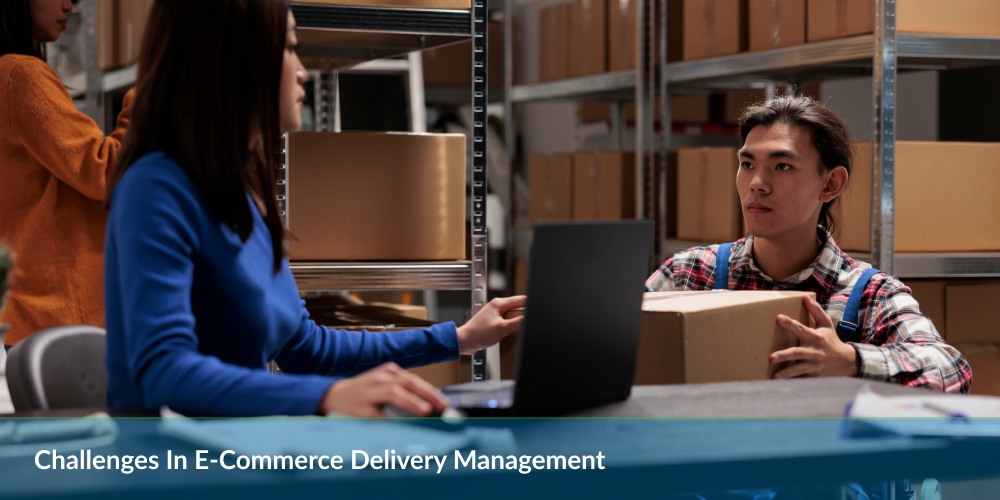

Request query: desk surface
[
  {"left": 0, "top": 378, "right": 990, "bottom": 500},
  {"left": 571, "top": 377, "right": 922, "bottom": 418},
  {"left": 5, "top": 377, "right": 920, "bottom": 419}
]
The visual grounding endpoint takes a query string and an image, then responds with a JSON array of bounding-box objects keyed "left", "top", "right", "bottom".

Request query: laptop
[{"left": 441, "top": 221, "right": 654, "bottom": 417}]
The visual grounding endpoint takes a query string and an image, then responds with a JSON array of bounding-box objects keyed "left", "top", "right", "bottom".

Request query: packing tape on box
[
  {"left": 770, "top": 0, "right": 781, "bottom": 48},
  {"left": 836, "top": 0, "right": 848, "bottom": 38},
  {"left": 704, "top": 0, "right": 716, "bottom": 56}
]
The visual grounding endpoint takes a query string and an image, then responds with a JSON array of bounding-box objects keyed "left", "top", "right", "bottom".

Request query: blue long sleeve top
[{"left": 104, "top": 152, "right": 460, "bottom": 416}]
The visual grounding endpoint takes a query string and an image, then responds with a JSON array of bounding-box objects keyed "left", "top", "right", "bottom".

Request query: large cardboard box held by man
[
  {"left": 286, "top": 132, "right": 466, "bottom": 261},
  {"left": 635, "top": 291, "right": 813, "bottom": 385},
  {"left": 836, "top": 142, "right": 1000, "bottom": 253}
]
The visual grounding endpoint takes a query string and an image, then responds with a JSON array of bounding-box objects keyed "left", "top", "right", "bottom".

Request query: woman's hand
[
  {"left": 770, "top": 295, "right": 860, "bottom": 379},
  {"left": 456, "top": 296, "right": 527, "bottom": 355},
  {"left": 318, "top": 362, "right": 449, "bottom": 417}
]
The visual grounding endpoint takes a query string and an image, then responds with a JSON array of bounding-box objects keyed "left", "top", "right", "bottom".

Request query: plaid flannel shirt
[{"left": 646, "top": 230, "right": 972, "bottom": 393}]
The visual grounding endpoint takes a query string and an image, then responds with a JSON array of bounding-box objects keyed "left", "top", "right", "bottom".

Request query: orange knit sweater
[{"left": 0, "top": 54, "right": 134, "bottom": 345}]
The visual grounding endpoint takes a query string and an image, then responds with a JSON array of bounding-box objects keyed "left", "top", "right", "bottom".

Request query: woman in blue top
[{"left": 103, "top": 0, "right": 524, "bottom": 417}]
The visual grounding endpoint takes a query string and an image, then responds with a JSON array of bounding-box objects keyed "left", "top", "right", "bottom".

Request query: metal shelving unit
[
  {"left": 284, "top": 1, "right": 492, "bottom": 380},
  {"left": 502, "top": 0, "right": 660, "bottom": 270},
  {"left": 657, "top": 0, "right": 1000, "bottom": 278},
  {"left": 75, "top": 0, "right": 494, "bottom": 380}
]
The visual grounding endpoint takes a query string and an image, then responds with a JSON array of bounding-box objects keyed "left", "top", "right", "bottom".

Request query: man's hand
[
  {"left": 770, "top": 295, "right": 860, "bottom": 379},
  {"left": 318, "top": 362, "right": 449, "bottom": 417},
  {"left": 456, "top": 296, "right": 526, "bottom": 355}
]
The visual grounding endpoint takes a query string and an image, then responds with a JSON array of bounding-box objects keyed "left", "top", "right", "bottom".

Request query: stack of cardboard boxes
[
  {"left": 528, "top": 151, "right": 637, "bottom": 226},
  {"left": 539, "top": 0, "right": 663, "bottom": 82},
  {"left": 95, "top": 0, "right": 154, "bottom": 70},
  {"left": 907, "top": 280, "right": 1000, "bottom": 396}
]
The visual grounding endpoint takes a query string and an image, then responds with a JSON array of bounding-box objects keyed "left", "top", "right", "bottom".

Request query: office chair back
[{"left": 6, "top": 325, "right": 107, "bottom": 411}]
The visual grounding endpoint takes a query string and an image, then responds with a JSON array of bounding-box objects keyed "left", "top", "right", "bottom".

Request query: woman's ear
[{"left": 820, "top": 165, "right": 849, "bottom": 203}]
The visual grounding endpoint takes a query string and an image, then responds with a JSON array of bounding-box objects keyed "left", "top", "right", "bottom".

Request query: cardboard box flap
[{"left": 643, "top": 290, "right": 813, "bottom": 314}]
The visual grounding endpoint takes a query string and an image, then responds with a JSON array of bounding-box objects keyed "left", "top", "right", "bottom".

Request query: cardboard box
[
  {"left": 635, "top": 291, "right": 812, "bottom": 385},
  {"left": 572, "top": 151, "right": 636, "bottom": 220},
  {"left": 682, "top": 0, "right": 748, "bottom": 61},
  {"left": 578, "top": 97, "right": 707, "bottom": 124},
  {"left": 570, "top": 0, "right": 607, "bottom": 77},
  {"left": 676, "top": 147, "right": 742, "bottom": 242},
  {"left": 607, "top": 0, "right": 637, "bottom": 71},
  {"left": 904, "top": 279, "right": 948, "bottom": 338},
  {"left": 286, "top": 132, "right": 466, "bottom": 261},
  {"left": 749, "top": 0, "right": 806, "bottom": 52},
  {"left": 837, "top": 142, "right": 1000, "bottom": 253},
  {"left": 118, "top": 0, "right": 153, "bottom": 67},
  {"left": 806, "top": 0, "right": 872, "bottom": 42},
  {"left": 514, "top": 261, "right": 529, "bottom": 296},
  {"left": 500, "top": 307, "right": 525, "bottom": 380},
  {"left": 957, "top": 345, "right": 1000, "bottom": 397},
  {"left": 809, "top": 0, "right": 1000, "bottom": 43},
  {"left": 903, "top": 279, "right": 1000, "bottom": 342},
  {"left": 539, "top": 4, "right": 571, "bottom": 81},
  {"left": 529, "top": 154, "right": 574, "bottom": 224},
  {"left": 422, "top": 21, "right": 502, "bottom": 87},
  {"left": 294, "top": 0, "right": 471, "bottom": 8},
  {"left": 896, "top": 0, "right": 1000, "bottom": 38},
  {"left": 608, "top": 0, "right": 674, "bottom": 71},
  {"left": 408, "top": 361, "right": 462, "bottom": 388},
  {"left": 946, "top": 283, "right": 1000, "bottom": 345},
  {"left": 95, "top": 0, "right": 119, "bottom": 70}
]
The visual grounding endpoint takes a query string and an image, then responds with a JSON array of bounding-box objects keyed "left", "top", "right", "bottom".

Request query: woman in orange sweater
[{"left": 0, "top": 0, "right": 135, "bottom": 349}]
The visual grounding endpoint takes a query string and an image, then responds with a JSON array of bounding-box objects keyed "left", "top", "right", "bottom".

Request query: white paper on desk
[
  {"left": 846, "top": 385, "right": 1000, "bottom": 438},
  {"left": 158, "top": 408, "right": 515, "bottom": 459}
]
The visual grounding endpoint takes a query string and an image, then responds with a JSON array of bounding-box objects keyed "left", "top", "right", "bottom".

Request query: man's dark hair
[
  {"left": 738, "top": 95, "right": 855, "bottom": 237},
  {"left": 107, "top": 0, "right": 291, "bottom": 273},
  {"left": 0, "top": 0, "right": 45, "bottom": 59}
]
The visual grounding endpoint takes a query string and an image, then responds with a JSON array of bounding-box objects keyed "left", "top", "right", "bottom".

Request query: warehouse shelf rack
[
  {"left": 78, "top": 0, "right": 493, "bottom": 379},
  {"left": 282, "top": 1, "right": 492, "bottom": 380},
  {"left": 502, "top": 0, "right": 660, "bottom": 277},
  {"left": 657, "top": 0, "right": 1000, "bottom": 279}
]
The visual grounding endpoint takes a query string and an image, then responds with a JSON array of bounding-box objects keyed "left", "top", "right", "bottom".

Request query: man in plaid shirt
[{"left": 648, "top": 97, "right": 971, "bottom": 394}]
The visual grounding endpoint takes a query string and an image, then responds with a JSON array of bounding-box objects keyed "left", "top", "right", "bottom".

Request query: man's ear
[{"left": 820, "top": 166, "right": 849, "bottom": 203}]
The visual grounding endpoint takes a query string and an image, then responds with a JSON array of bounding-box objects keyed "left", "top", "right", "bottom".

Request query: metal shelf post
[
  {"left": 470, "top": 0, "right": 491, "bottom": 381},
  {"left": 871, "top": 0, "right": 897, "bottom": 275}
]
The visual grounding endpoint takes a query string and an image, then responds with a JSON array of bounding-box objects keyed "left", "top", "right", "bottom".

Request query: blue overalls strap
[
  {"left": 836, "top": 267, "right": 883, "bottom": 343},
  {"left": 714, "top": 243, "right": 734, "bottom": 290}
]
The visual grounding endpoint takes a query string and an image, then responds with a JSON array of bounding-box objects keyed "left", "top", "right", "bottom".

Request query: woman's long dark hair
[
  {"left": 107, "top": 0, "right": 289, "bottom": 273},
  {"left": 738, "top": 96, "right": 855, "bottom": 238},
  {"left": 0, "top": 0, "right": 45, "bottom": 59}
]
